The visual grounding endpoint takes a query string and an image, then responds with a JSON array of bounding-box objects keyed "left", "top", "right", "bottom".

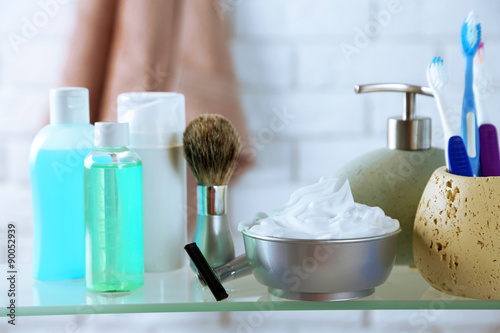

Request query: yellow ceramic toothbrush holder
[{"left": 413, "top": 166, "right": 500, "bottom": 300}]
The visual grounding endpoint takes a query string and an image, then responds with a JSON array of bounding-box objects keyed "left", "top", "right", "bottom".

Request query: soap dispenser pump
[{"left": 332, "top": 83, "right": 445, "bottom": 266}]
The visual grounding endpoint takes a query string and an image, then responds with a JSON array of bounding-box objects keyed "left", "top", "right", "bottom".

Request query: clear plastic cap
[
  {"left": 95, "top": 122, "right": 130, "bottom": 147},
  {"left": 117, "top": 92, "right": 185, "bottom": 148},
  {"left": 50, "top": 87, "right": 90, "bottom": 125}
]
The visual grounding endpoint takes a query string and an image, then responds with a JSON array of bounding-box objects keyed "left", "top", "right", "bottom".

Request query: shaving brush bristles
[{"left": 183, "top": 114, "right": 241, "bottom": 186}]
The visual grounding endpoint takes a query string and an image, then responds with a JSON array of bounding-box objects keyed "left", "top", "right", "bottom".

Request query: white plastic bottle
[
  {"left": 117, "top": 92, "right": 186, "bottom": 272},
  {"left": 29, "top": 87, "right": 94, "bottom": 281}
]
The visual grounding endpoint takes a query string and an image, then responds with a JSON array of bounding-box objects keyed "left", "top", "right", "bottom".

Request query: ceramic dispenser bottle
[
  {"left": 117, "top": 93, "right": 186, "bottom": 273},
  {"left": 29, "top": 87, "right": 94, "bottom": 281},
  {"left": 333, "top": 83, "right": 445, "bottom": 266}
]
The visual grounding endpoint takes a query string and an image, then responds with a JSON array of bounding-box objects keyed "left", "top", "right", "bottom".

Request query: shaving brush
[{"left": 183, "top": 114, "right": 241, "bottom": 268}]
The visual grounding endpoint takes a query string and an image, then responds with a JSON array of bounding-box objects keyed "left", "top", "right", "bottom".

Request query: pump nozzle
[{"left": 355, "top": 83, "right": 434, "bottom": 150}]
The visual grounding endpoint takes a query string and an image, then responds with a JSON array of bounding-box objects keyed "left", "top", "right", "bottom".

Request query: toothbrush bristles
[
  {"left": 461, "top": 11, "right": 481, "bottom": 53},
  {"left": 466, "top": 11, "right": 477, "bottom": 23},
  {"left": 428, "top": 56, "right": 448, "bottom": 90}
]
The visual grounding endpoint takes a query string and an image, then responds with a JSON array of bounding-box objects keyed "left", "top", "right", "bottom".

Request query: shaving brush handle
[{"left": 192, "top": 214, "right": 235, "bottom": 268}]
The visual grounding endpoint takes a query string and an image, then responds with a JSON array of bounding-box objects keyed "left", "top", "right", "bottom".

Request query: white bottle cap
[
  {"left": 49, "top": 87, "right": 90, "bottom": 124},
  {"left": 117, "top": 92, "right": 185, "bottom": 148},
  {"left": 95, "top": 122, "right": 130, "bottom": 147}
]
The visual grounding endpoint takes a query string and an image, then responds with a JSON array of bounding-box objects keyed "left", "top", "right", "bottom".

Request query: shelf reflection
[
  {"left": 8, "top": 264, "right": 498, "bottom": 315},
  {"left": 33, "top": 279, "right": 87, "bottom": 306},
  {"left": 33, "top": 267, "right": 193, "bottom": 306}
]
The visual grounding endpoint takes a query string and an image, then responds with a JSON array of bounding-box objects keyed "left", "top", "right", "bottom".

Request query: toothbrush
[
  {"left": 427, "top": 57, "right": 473, "bottom": 177},
  {"left": 474, "top": 42, "right": 500, "bottom": 176},
  {"left": 460, "top": 11, "right": 481, "bottom": 176},
  {"left": 474, "top": 43, "right": 488, "bottom": 125}
]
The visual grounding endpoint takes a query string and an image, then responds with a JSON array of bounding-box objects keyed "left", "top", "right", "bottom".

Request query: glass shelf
[{"left": 2, "top": 264, "right": 499, "bottom": 317}]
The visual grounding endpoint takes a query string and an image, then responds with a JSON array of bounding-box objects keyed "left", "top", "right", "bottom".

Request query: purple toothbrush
[
  {"left": 475, "top": 43, "right": 500, "bottom": 176},
  {"left": 479, "top": 124, "right": 500, "bottom": 176}
]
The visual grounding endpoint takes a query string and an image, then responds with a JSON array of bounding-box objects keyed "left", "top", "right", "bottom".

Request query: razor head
[
  {"left": 448, "top": 136, "right": 474, "bottom": 177},
  {"left": 184, "top": 243, "right": 228, "bottom": 301},
  {"left": 479, "top": 124, "right": 500, "bottom": 177}
]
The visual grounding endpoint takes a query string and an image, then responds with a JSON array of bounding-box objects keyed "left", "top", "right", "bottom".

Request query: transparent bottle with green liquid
[{"left": 84, "top": 122, "right": 144, "bottom": 292}]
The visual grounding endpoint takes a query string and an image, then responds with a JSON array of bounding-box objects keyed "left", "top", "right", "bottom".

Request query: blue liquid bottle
[
  {"left": 29, "top": 87, "right": 94, "bottom": 281},
  {"left": 84, "top": 122, "right": 144, "bottom": 292}
]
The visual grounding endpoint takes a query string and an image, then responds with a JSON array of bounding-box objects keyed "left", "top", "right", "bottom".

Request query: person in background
[{"left": 60, "top": 0, "right": 253, "bottom": 236}]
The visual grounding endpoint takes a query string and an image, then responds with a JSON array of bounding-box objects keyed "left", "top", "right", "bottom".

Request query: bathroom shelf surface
[{"left": 3, "top": 264, "right": 499, "bottom": 316}]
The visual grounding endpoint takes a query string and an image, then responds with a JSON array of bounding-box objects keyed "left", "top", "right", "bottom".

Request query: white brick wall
[
  {"left": 0, "top": 87, "right": 48, "bottom": 134},
  {"left": 241, "top": 92, "right": 366, "bottom": 136},
  {"left": 296, "top": 136, "right": 386, "bottom": 182},
  {"left": 296, "top": 44, "right": 357, "bottom": 89},
  {"left": 2, "top": 39, "right": 68, "bottom": 87},
  {"left": 1, "top": 0, "right": 500, "bottom": 331},
  {"left": 232, "top": 42, "right": 293, "bottom": 90},
  {"left": 234, "top": 0, "right": 371, "bottom": 38}
]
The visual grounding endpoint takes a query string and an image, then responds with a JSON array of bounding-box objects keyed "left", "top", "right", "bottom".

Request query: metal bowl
[{"left": 240, "top": 228, "right": 401, "bottom": 301}]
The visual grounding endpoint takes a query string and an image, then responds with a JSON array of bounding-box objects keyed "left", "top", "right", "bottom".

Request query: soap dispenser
[{"left": 332, "top": 83, "right": 445, "bottom": 266}]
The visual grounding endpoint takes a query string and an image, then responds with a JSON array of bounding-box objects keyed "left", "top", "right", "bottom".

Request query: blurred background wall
[{"left": 1, "top": 0, "right": 500, "bottom": 332}]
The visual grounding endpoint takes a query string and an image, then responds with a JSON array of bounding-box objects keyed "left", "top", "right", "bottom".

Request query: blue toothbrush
[
  {"left": 460, "top": 11, "right": 481, "bottom": 176},
  {"left": 427, "top": 57, "right": 473, "bottom": 177}
]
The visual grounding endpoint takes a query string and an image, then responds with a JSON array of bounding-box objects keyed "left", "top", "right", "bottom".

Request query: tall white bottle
[{"left": 118, "top": 92, "right": 186, "bottom": 272}]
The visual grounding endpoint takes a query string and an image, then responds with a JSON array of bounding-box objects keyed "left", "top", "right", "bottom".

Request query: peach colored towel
[{"left": 61, "top": 0, "right": 253, "bottom": 235}]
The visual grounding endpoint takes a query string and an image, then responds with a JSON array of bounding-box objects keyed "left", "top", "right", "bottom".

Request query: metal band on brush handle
[{"left": 197, "top": 185, "right": 227, "bottom": 216}]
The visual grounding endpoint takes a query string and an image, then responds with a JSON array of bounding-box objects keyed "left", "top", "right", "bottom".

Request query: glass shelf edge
[
  {"left": 17, "top": 300, "right": 500, "bottom": 317},
  {"left": 5, "top": 263, "right": 500, "bottom": 316}
]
